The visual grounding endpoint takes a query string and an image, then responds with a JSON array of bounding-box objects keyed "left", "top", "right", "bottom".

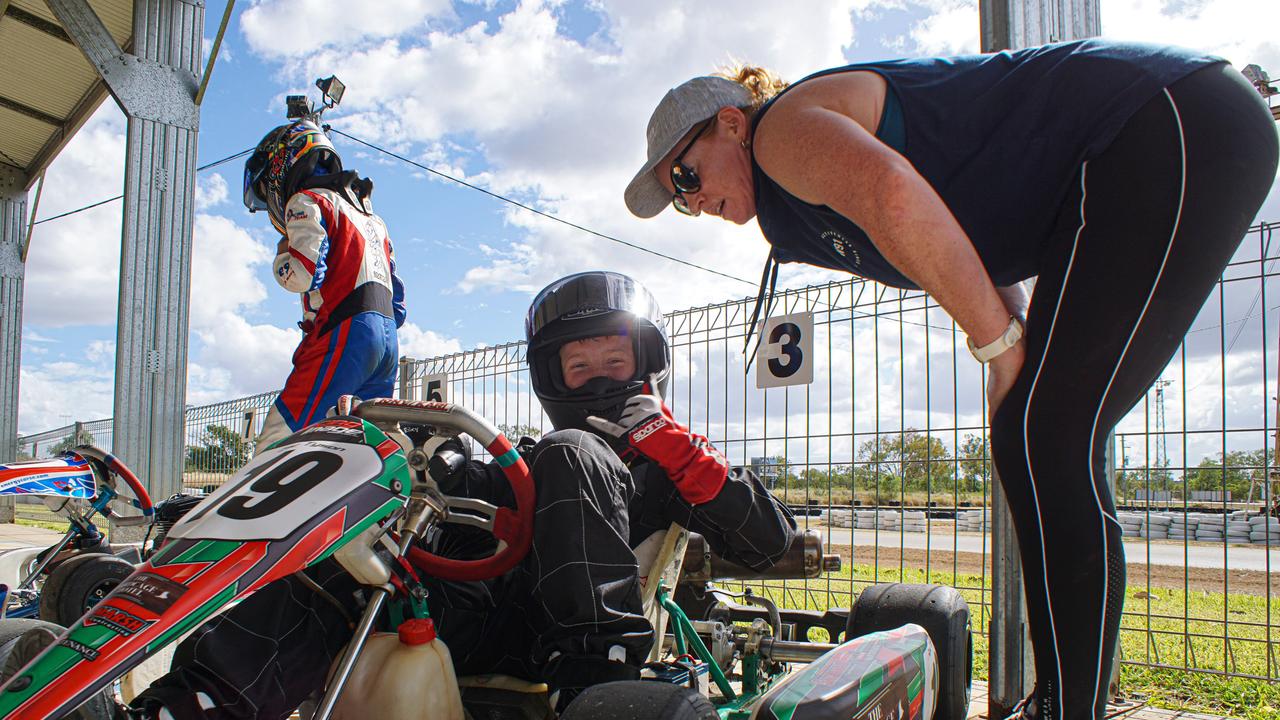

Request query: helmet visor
[{"left": 242, "top": 156, "right": 269, "bottom": 212}]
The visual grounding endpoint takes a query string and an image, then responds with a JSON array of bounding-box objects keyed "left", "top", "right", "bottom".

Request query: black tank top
[{"left": 751, "top": 39, "right": 1222, "bottom": 289}]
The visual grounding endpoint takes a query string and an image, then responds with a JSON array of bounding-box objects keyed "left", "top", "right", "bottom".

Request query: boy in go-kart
[
  {"left": 122, "top": 271, "right": 795, "bottom": 719},
  {"left": 243, "top": 118, "right": 407, "bottom": 451}
]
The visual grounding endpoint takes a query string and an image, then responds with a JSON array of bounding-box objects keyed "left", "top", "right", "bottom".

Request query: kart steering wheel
[
  {"left": 74, "top": 445, "right": 155, "bottom": 518},
  {"left": 349, "top": 398, "right": 535, "bottom": 582}
]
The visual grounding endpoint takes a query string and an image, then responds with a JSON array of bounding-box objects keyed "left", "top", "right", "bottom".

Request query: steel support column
[
  {"left": 979, "top": 0, "right": 1100, "bottom": 716},
  {"left": 981, "top": 0, "right": 1099, "bottom": 51},
  {"left": 0, "top": 164, "right": 25, "bottom": 522},
  {"left": 47, "top": 0, "right": 202, "bottom": 511}
]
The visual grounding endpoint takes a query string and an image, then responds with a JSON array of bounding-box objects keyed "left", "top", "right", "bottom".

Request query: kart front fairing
[
  {"left": 0, "top": 418, "right": 410, "bottom": 720},
  {"left": 0, "top": 454, "right": 96, "bottom": 500}
]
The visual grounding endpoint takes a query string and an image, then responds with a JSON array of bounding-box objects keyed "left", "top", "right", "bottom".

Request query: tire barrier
[{"left": 1117, "top": 510, "right": 1280, "bottom": 545}]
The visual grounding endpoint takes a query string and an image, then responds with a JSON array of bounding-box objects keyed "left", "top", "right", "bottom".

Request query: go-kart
[
  {"left": 0, "top": 448, "right": 155, "bottom": 625},
  {"left": 0, "top": 398, "right": 972, "bottom": 720}
]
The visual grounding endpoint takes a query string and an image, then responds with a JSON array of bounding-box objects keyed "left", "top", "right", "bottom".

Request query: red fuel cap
[{"left": 398, "top": 618, "right": 437, "bottom": 645}]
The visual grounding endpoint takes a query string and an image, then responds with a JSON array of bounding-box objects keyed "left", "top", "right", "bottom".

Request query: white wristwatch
[{"left": 967, "top": 316, "right": 1024, "bottom": 363}]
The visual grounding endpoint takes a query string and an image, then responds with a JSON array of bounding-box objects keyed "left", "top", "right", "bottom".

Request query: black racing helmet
[{"left": 526, "top": 271, "right": 671, "bottom": 433}]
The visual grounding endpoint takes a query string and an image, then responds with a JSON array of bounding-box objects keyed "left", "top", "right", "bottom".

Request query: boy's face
[{"left": 558, "top": 335, "right": 636, "bottom": 390}]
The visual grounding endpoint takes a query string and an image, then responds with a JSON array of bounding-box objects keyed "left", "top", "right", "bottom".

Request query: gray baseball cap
[{"left": 624, "top": 75, "right": 751, "bottom": 219}]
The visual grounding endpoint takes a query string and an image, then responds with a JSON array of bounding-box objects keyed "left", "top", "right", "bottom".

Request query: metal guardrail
[{"left": 15, "top": 221, "right": 1280, "bottom": 683}]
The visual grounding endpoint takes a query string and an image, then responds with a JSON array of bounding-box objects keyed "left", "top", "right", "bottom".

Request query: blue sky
[{"left": 15, "top": 0, "right": 1280, "bottom": 434}]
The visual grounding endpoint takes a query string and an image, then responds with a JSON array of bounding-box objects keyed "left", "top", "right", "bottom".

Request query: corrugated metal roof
[{"left": 0, "top": 0, "right": 135, "bottom": 190}]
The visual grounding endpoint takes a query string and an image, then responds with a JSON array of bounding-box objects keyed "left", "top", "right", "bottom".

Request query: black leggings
[{"left": 990, "top": 63, "right": 1277, "bottom": 720}]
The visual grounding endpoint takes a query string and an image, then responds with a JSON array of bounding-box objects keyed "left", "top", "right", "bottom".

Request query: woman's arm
[{"left": 753, "top": 72, "right": 1025, "bottom": 414}]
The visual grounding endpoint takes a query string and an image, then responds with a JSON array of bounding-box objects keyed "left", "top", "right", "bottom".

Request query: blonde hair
[{"left": 715, "top": 63, "right": 789, "bottom": 116}]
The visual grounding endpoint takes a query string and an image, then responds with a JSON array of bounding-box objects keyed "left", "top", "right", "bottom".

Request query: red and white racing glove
[{"left": 587, "top": 392, "right": 728, "bottom": 505}]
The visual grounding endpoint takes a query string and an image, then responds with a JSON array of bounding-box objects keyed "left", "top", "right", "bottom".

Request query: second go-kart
[
  {"left": 0, "top": 397, "right": 971, "bottom": 720},
  {"left": 0, "top": 448, "right": 154, "bottom": 624}
]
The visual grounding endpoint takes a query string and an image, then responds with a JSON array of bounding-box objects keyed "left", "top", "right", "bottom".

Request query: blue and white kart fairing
[{"left": 0, "top": 448, "right": 154, "bottom": 618}]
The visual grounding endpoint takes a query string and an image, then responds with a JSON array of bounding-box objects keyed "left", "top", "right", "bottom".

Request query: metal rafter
[
  {"left": 3, "top": 4, "right": 75, "bottom": 44},
  {"left": 45, "top": 0, "right": 199, "bottom": 130},
  {"left": 0, "top": 93, "right": 64, "bottom": 127}
]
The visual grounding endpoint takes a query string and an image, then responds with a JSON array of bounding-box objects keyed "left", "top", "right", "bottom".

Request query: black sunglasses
[{"left": 670, "top": 120, "right": 713, "bottom": 216}]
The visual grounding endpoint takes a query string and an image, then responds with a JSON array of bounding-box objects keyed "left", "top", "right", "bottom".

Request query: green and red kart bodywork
[
  {"left": 0, "top": 400, "right": 535, "bottom": 720},
  {"left": 715, "top": 623, "right": 935, "bottom": 720},
  {"left": 0, "top": 398, "right": 964, "bottom": 720}
]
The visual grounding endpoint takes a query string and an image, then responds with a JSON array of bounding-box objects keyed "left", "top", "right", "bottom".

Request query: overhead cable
[
  {"left": 326, "top": 126, "right": 756, "bottom": 288},
  {"left": 32, "top": 148, "right": 254, "bottom": 226}
]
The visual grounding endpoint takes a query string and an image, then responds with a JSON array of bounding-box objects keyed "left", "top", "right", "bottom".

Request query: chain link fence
[{"left": 13, "top": 221, "right": 1280, "bottom": 684}]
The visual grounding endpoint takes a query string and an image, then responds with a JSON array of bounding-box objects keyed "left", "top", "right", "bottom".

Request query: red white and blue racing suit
[{"left": 257, "top": 174, "right": 406, "bottom": 449}]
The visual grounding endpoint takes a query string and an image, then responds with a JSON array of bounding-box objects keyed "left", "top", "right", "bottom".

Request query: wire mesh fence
[
  {"left": 15, "top": 393, "right": 279, "bottom": 497},
  {"left": 400, "top": 221, "right": 1280, "bottom": 682},
  {"left": 13, "top": 221, "right": 1280, "bottom": 683},
  {"left": 180, "top": 391, "right": 279, "bottom": 492}
]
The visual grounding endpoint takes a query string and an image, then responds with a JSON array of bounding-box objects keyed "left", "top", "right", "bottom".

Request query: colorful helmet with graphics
[
  {"left": 525, "top": 271, "right": 671, "bottom": 433},
  {"left": 243, "top": 119, "right": 342, "bottom": 233}
]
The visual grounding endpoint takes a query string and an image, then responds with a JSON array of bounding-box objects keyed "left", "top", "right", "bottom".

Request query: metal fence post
[
  {"left": 979, "top": 1, "right": 1100, "bottom": 714},
  {"left": 989, "top": 473, "right": 1034, "bottom": 717},
  {"left": 0, "top": 163, "right": 26, "bottom": 522},
  {"left": 398, "top": 356, "right": 412, "bottom": 400}
]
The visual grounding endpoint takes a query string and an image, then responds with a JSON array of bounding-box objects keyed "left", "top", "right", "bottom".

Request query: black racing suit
[{"left": 136, "top": 429, "right": 795, "bottom": 719}]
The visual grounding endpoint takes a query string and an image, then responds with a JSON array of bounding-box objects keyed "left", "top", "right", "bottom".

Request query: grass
[
  {"left": 727, "top": 562, "right": 1280, "bottom": 720},
  {"left": 7, "top": 507, "right": 1278, "bottom": 717},
  {"left": 14, "top": 505, "right": 69, "bottom": 533},
  {"left": 15, "top": 517, "right": 67, "bottom": 533}
]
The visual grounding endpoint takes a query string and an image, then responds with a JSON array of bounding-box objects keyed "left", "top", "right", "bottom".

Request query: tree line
[
  {"left": 22, "top": 422, "right": 1264, "bottom": 504},
  {"left": 759, "top": 429, "right": 1275, "bottom": 503}
]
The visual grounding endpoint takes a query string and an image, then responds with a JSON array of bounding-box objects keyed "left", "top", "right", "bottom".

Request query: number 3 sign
[{"left": 756, "top": 311, "right": 814, "bottom": 389}]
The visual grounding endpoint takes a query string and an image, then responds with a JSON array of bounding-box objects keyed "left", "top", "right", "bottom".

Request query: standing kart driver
[
  {"left": 244, "top": 118, "right": 407, "bottom": 450},
  {"left": 113, "top": 271, "right": 794, "bottom": 719}
]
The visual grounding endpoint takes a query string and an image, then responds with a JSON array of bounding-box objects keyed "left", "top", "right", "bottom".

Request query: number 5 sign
[
  {"left": 421, "top": 373, "right": 448, "bottom": 402},
  {"left": 756, "top": 312, "right": 814, "bottom": 389}
]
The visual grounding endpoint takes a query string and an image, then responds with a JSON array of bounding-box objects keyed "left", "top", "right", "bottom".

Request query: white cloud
[
  {"left": 204, "top": 36, "right": 232, "bottom": 64},
  {"left": 265, "top": 0, "right": 865, "bottom": 312},
  {"left": 187, "top": 212, "right": 299, "bottom": 399},
  {"left": 22, "top": 105, "right": 126, "bottom": 327},
  {"left": 189, "top": 213, "right": 272, "bottom": 328},
  {"left": 905, "top": 0, "right": 979, "bottom": 56},
  {"left": 197, "top": 173, "right": 230, "bottom": 210},
  {"left": 240, "top": 0, "right": 455, "bottom": 58},
  {"left": 1102, "top": 0, "right": 1280, "bottom": 71},
  {"left": 186, "top": 316, "right": 299, "bottom": 404},
  {"left": 398, "top": 321, "right": 465, "bottom": 358},
  {"left": 18, "top": 361, "right": 114, "bottom": 433},
  {"left": 85, "top": 340, "right": 115, "bottom": 363}
]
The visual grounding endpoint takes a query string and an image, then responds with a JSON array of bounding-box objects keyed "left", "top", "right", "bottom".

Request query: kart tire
[
  {"left": 0, "top": 618, "right": 116, "bottom": 719},
  {"left": 0, "top": 617, "right": 64, "bottom": 650},
  {"left": 39, "top": 553, "right": 135, "bottom": 627},
  {"left": 559, "top": 680, "right": 717, "bottom": 720},
  {"left": 32, "top": 534, "right": 109, "bottom": 577},
  {"left": 846, "top": 583, "right": 972, "bottom": 720}
]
